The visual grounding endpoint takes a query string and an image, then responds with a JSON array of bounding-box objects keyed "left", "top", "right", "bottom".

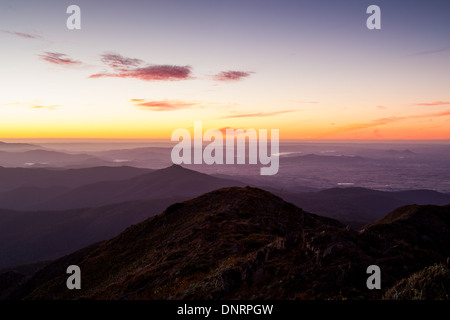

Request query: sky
[{"left": 0, "top": 0, "right": 450, "bottom": 140}]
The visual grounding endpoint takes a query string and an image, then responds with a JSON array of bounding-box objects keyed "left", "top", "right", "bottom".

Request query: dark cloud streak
[
  {"left": 213, "top": 71, "right": 253, "bottom": 81},
  {"left": 1, "top": 29, "right": 43, "bottom": 40},
  {"left": 90, "top": 53, "right": 191, "bottom": 81},
  {"left": 39, "top": 52, "right": 81, "bottom": 65},
  {"left": 100, "top": 53, "right": 143, "bottom": 69}
]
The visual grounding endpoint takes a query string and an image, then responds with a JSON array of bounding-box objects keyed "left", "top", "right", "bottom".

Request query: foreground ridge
[{"left": 5, "top": 187, "right": 450, "bottom": 300}]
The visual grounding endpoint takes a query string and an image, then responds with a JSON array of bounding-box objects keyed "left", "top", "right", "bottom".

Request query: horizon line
[{"left": 2, "top": 138, "right": 450, "bottom": 144}]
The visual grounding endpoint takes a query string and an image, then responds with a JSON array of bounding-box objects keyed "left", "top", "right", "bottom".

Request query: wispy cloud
[
  {"left": 376, "top": 105, "right": 387, "bottom": 109},
  {"left": 101, "top": 53, "right": 143, "bottom": 69},
  {"left": 220, "top": 110, "right": 295, "bottom": 119},
  {"left": 408, "top": 45, "right": 450, "bottom": 57},
  {"left": 218, "top": 127, "right": 252, "bottom": 136},
  {"left": 1, "top": 29, "right": 43, "bottom": 40},
  {"left": 90, "top": 53, "right": 192, "bottom": 81},
  {"left": 213, "top": 71, "right": 253, "bottom": 81},
  {"left": 414, "top": 101, "right": 450, "bottom": 106},
  {"left": 129, "top": 99, "right": 194, "bottom": 111},
  {"left": 90, "top": 65, "right": 192, "bottom": 81},
  {"left": 320, "top": 109, "right": 450, "bottom": 137},
  {"left": 2, "top": 102, "right": 23, "bottom": 106},
  {"left": 39, "top": 52, "right": 82, "bottom": 65},
  {"left": 1, "top": 101, "right": 60, "bottom": 110},
  {"left": 30, "top": 105, "right": 60, "bottom": 110}
]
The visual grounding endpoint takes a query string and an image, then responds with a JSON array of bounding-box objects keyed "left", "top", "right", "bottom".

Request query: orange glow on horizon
[{"left": 1, "top": 127, "right": 450, "bottom": 140}]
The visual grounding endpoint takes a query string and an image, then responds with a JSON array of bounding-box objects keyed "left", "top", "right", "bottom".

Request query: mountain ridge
[
  {"left": 5, "top": 187, "right": 449, "bottom": 300},
  {"left": 0, "top": 165, "right": 153, "bottom": 193},
  {"left": 36, "top": 164, "right": 245, "bottom": 210},
  {"left": 0, "top": 165, "right": 245, "bottom": 268}
]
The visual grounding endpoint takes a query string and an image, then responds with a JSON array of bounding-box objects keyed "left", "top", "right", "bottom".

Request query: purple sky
[{"left": 1, "top": 0, "right": 449, "bottom": 139}]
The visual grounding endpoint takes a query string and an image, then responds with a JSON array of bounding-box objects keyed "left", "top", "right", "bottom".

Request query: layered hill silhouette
[
  {"left": 0, "top": 166, "right": 153, "bottom": 210},
  {"left": 1, "top": 165, "right": 449, "bottom": 271},
  {"left": 0, "top": 141, "right": 40, "bottom": 152},
  {"left": 280, "top": 187, "right": 450, "bottom": 229},
  {"left": 1, "top": 164, "right": 448, "bottom": 227},
  {"left": 0, "top": 198, "right": 184, "bottom": 269},
  {"left": 35, "top": 164, "right": 244, "bottom": 210},
  {"left": 4, "top": 187, "right": 449, "bottom": 300},
  {"left": 0, "top": 149, "right": 107, "bottom": 168},
  {"left": 0, "top": 166, "right": 152, "bottom": 192},
  {"left": 0, "top": 165, "right": 244, "bottom": 268},
  {"left": 0, "top": 165, "right": 242, "bottom": 210}
]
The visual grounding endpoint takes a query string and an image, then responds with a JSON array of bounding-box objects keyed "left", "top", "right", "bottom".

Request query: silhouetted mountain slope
[
  {"left": 0, "top": 271, "right": 26, "bottom": 300},
  {"left": 0, "top": 166, "right": 245, "bottom": 269},
  {"left": 0, "top": 197, "right": 186, "bottom": 269},
  {"left": 383, "top": 263, "right": 450, "bottom": 300},
  {"left": 37, "top": 165, "right": 244, "bottom": 210},
  {"left": 357, "top": 204, "right": 450, "bottom": 289},
  {"left": 0, "top": 186, "right": 71, "bottom": 210},
  {"left": 0, "top": 261, "right": 51, "bottom": 300},
  {"left": 280, "top": 187, "right": 450, "bottom": 229},
  {"left": 362, "top": 204, "right": 450, "bottom": 255},
  {"left": 7, "top": 188, "right": 449, "bottom": 300},
  {"left": 0, "top": 166, "right": 153, "bottom": 193}
]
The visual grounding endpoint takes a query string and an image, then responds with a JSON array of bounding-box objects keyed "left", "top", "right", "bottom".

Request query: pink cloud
[
  {"left": 320, "top": 109, "right": 450, "bottom": 137},
  {"left": 90, "top": 65, "right": 192, "bottom": 81},
  {"left": 1, "top": 29, "right": 43, "bottom": 40},
  {"left": 221, "top": 110, "right": 295, "bottom": 119},
  {"left": 39, "top": 52, "right": 81, "bottom": 65},
  {"left": 90, "top": 53, "right": 192, "bottom": 81},
  {"left": 213, "top": 71, "right": 253, "bottom": 81},
  {"left": 415, "top": 101, "right": 450, "bottom": 106},
  {"left": 129, "top": 99, "right": 194, "bottom": 111},
  {"left": 100, "top": 53, "right": 143, "bottom": 69}
]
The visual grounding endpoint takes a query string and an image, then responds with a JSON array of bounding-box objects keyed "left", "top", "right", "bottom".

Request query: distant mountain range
[
  {"left": 0, "top": 165, "right": 244, "bottom": 268},
  {"left": 0, "top": 143, "right": 172, "bottom": 168},
  {"left": 0, "top": 166, "right": 152, "bottom": 192},
  {"left": 279, "top": 187, "right": 450, "bottom": 229},
  {"left": 0, "top": 197, "right": 185, "bottom": 269},
  {"left": 0, "top": 141, "right": 40, "bottom": 152},
  {"left": 3, "top": 187, "right": 449, "bottom": 300},
  {"left": 0, "top": 165, "right": 243, "bottom": 211},
  {"left": 1, "top": 164, "right": 449, "bottom": 225},
  {"left": 0, "top": 149, "right": 105, "bottom": 168},
  {"left": 36, "top": 164, "right": 244, "bottom": 210},
  {"left": 0, "top": 164, "right": 449, "bottom": 272}
]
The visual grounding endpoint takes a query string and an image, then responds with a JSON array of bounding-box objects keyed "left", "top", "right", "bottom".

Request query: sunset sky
[{"left": 1, "top": 0, "right": 450, "bottom": 140}]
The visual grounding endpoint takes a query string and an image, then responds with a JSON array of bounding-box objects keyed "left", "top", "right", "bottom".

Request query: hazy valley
[{"left": 0, "top": 140, "right": 449, "bottom": 300}]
